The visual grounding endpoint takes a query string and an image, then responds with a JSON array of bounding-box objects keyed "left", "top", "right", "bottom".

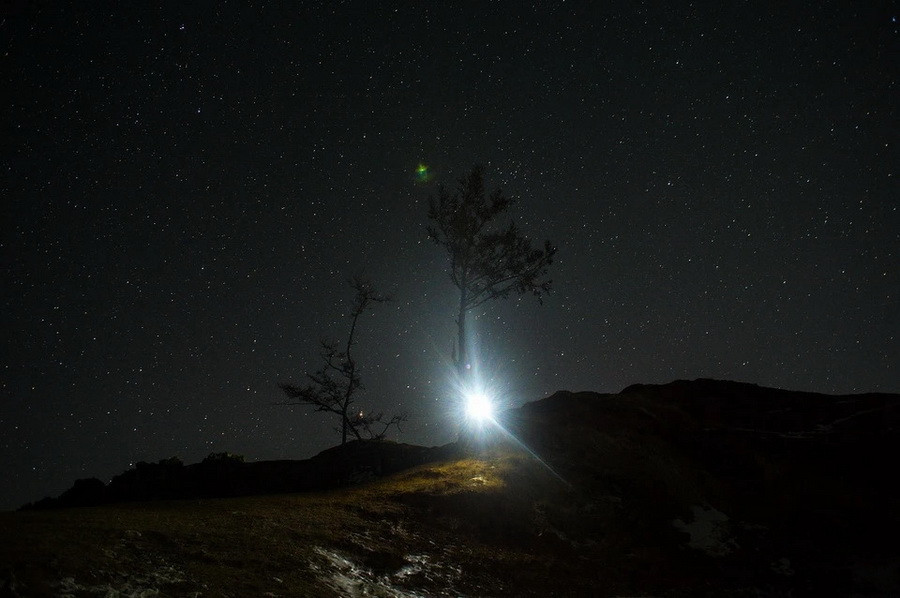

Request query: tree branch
[{"left": 277, "top": 278, "right": 404, "bottom": 445}]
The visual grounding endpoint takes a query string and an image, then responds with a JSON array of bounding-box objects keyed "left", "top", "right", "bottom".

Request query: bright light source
[{"left": 465, "top": 392, "right": 494, "bottom": 422}]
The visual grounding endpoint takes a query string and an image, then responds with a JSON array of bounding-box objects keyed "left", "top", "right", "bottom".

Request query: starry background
[{"left": 2, "top": 2, "right": 897, "bottom": 510}]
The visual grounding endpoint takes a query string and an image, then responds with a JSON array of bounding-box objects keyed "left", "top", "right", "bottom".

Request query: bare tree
[
  {"left": 353, "top": 410, "right": 409, "bottom": 441},
  {"left": 427, "top": 165, "right": 557, "bottom": 379},
  {"left": 278, "top": 278, "right": 407, "bottom": 444}
]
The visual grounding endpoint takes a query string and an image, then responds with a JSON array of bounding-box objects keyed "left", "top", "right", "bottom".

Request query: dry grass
[{"left": 0, "top": 448, "right": 602, "bottom": 597}]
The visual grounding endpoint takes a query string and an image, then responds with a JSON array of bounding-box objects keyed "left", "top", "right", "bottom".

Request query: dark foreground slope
[
  {"left": 499, "top": 380, "right": 900, "bottom": 595},
  {"left": 2, "top": 379, "right": 898, "bottom": 597}
]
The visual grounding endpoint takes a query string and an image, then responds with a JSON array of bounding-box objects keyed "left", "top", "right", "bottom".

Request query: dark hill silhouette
[
  {"left": 12, "top": 379, "right": 899, "bottom": 595},
  {"left": 22, "top": 441, "right": 457, "bottom": 510},
  {"left": 492, "top": 379, "right": 900, "bottom": 595},
  {"left": 26, "top": 378, "right": 899, "bottom": 518}
]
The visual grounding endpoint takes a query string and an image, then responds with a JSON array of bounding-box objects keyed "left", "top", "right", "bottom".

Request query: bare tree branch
[{"left": 277, "top": 278, "right": 404, "bottom": 445}]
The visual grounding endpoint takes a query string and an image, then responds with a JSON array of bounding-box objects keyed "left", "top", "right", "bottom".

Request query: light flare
[{"left": 465, "top": 392, "right": 494, "bottom": 422}]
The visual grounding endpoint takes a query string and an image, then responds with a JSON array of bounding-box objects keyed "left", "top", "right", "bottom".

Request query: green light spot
[{"left": 415, "top": 163, "right": 431, "bottom": 182}]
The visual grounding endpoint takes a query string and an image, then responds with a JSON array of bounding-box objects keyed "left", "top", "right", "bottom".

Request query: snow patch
[
  {"left": 311, "top": 546, "right": 465, "bottom": 598},
  {"left": 673, "top": 505, "right": 738, "bottom": 557},
  {"left": 313, "top": 547, "right": 428, "bottom": 598},
  {"left": 55, "top": 562, "right": 187, "bottom": 598}
]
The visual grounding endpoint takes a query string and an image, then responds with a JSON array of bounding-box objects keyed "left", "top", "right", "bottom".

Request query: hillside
[
  {"left": 19, "top": 442, "right": 457, "bottom": 511},
  {"left": 2, "top": 379, "right": 898, "bottom": 596}
]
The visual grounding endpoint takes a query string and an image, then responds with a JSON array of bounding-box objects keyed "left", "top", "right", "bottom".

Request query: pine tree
[{"left": 427, "top": 165, "right": 556, "bottom": 382}]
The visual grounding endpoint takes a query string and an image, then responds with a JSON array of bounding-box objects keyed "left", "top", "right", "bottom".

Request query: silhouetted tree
[
  {"left": 427, "top": 165, "right": 557, "bottom": 380},
  {"left": 278, "top": 278, "right": 407, "bottom": 444}
]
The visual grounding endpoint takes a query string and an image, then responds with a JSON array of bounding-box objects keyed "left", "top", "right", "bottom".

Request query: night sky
[{"left": 2, "top": 2, "right": 897, "bottom": 510}]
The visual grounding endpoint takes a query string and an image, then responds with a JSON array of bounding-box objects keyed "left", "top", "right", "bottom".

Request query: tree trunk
[{"left": 457, "top": 284, "right": 468, "bottom": 381}]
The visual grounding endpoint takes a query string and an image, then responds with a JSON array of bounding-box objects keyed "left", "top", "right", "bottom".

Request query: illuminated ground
[{"left": 1, "top": 452, "right": 613, "bottom": 597}]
